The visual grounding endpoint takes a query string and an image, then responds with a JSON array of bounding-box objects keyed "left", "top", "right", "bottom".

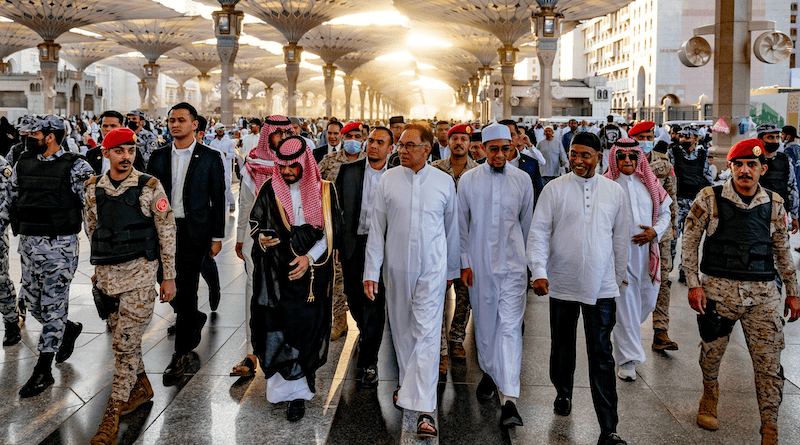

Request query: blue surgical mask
[
  {"left": 343, "top": 139, "right": 362, "bottom": 155},
  {"left": 638, "top": 140, "right": 654, "bottom": 154}
]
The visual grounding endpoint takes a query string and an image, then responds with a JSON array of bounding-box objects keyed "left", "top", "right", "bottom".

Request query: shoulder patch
[
  {"left": 2, "top": 167, "right": 10, "bottom": 178},
  {"left": 156, "top": 197, "right": 169, "bottom": 212}
]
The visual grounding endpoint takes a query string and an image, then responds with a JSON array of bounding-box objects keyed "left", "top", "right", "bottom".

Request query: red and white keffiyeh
[
  {"left": 605, "top": 138, "right": 668, "bottom": 284},
  {"left": 245, "top": 115, "right": 295, "bottom": 192},
  {"left": 271, "top": 136, "right": 324, "bottom": 229}
]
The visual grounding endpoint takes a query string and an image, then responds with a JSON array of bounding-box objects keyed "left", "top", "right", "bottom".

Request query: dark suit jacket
[
  {"left": 146, "top": 142, "right": 226, "bottom": 244},
  {"left": 86, "top": 145, "right": 146, "bottom": 174},
  {"left": 335, "top": 158, "right": 367, "bottom": 261},
  {"left": 313, "top": 145, "right": 335, "bottom": 163},
  {"left": 429, "top": 142, "right": 443, "bottom": 163}
]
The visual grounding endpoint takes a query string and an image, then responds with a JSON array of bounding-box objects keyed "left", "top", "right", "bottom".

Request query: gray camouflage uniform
[
  {"left": 0, "top": 154, "right": 17, "bottom": 324},
  {"left": 0, "top": 149, "right": 94, "bottom": 353},
  {"left": 136, "top": 128, "right": 159, "bottom": 167}
]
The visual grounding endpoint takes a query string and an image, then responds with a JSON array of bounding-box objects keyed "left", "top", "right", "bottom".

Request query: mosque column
[
  {"left": 712, "top": 0, "right": 751, "bottom": 156},
  {"left": 143, "top": 62, "right": 160, "bottom": 118},
  {"left": 37, "top": 41, "right": 61, "bottom": 114},
  {"left": 178, "top": 86, "right": 187, "bottom": 102},
  {"left": 323, "top": 63, "right": 336, "bottom": 119},
  {"left": 368, "top": 89, "right": 375, "bottom": 121},
  {"left": 137, "top": 80, "right": 148, "bottom": 109},
  {"left": 343, "top": 74, "right": 354, "bottom": 121},
  {"left": 240, "top": 81, "right": 250, "bottom": 114},
  {"left": 197, "top": 73, "right": 212, "bottom": 115},
  {"left": 469, "top": 75, "right": 480, "bottom": 121},
  {"left": 264, "top": 86, "right": 274, "bottom": 116},
  {"left": 375, "top": 94, "right": 382, "bottom": 121},
  {"left": 479, "top": 65, "right": 492, "bottom": 124},
  {"left": 358, "top": 83, "right": 367, "bottom": 120},
  {"left": 213, "top": 5, "right": 244, "bottom": 126},
  {"left": 532, "top": 7, "right": 563, "bottom": 119},
  {"left": 284, "top": 43, "right": 303, "bottom": 117},
  {"left": 497, "top": 44, "right": 518, "bottom": 120}
]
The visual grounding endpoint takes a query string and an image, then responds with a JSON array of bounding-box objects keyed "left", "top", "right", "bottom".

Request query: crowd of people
[{"left": 1, "top": 106, "right": 799, "bottom": 445}]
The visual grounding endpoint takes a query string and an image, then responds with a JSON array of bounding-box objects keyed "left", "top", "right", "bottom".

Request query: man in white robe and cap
[
  {"left": 604, "top": 138, "right": 672, "bottom": 381},
  {"left": 364, "top": 123, "right": 460, "bottom": 439},
  {"left": 458, "top": 123, "right": 534, "bottom": 427}
]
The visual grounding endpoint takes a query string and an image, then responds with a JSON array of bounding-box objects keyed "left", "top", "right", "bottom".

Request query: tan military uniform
[
  {"left": 317, "top": 148, "right": 366, "bottom": 339},
  {"left": 85, "top": 169, "right": 177, "bottom": 402},
  {"left": 682, "top": 179, "right": 797, "bottom": 425},
  {"left": 648, "top": 151, "right": 678, "bottom": 331},
  {"left": 432, "top": 156, "right": 478, "bottom": 356}
]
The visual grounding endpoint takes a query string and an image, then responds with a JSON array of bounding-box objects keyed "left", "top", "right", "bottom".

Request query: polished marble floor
[{"left": 2, "top": 189, "right": 800, "bottom": 444}]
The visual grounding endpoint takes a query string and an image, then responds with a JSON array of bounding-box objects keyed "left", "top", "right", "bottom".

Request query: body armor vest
[
  {"left": 760, "top": 152, "right": 790, "bottom": 210},
  {"left": 13, "top": 151, "right": 82, "bottom": 236},
  {"left": 700, "top": 186, "right": 776, "bottom": 281}
]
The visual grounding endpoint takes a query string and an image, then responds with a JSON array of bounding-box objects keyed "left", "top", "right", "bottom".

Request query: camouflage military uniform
[
  {"left": 0, "top": 149, "right": 94, "bottom": 353},
  {"left": 668, "top": 146, "right": 714, "bottom": 273},
  {"left": 432, "top": 156, "right": 478, "bottom": 356},
  {"left": 136, "top": 128, "right": 159, "bottom": 167},
  {"left": 647, "top": 151, "right": 677, "bottom": 331},
  {"left": 85, "top": 169, "right": 176, "bottom": 402},
  {"left": 0, "top": 155, "right": 17, "bottom": 324},
  {"left": 317, "top": 148, "right": 366, "bottom": 338},
  {"left": 682, "top": 180, "right": 797, "bottom": 426}
]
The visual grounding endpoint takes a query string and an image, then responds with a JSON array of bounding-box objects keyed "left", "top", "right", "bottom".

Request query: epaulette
[
  {"left": 84, "top": 175, "right": 99, "bottom": 187},
  {"left": 654, "top": 151, "right": 669, "bottom": 161},
  {"left": 137, "top": 173, "right": 158, "bottom": 189}
]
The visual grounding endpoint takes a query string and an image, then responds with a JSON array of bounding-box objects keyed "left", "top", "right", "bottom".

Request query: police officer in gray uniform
[
  {"left": 0, "top": 115, "right": 95, "bottom": 398},
  {"left": 126, "top": 110, "right": 158, "bottom": 167},
  {"left": 0, "top": 151, "right": 19, "bottom": 346}
]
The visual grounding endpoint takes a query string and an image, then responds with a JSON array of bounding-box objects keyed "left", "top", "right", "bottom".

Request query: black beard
[{"left": 490, "top": 164, "right": 504, "bottom": 173}]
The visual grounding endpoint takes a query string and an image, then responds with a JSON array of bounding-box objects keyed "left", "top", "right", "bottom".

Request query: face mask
[
  {"left": 26, "top": 135, "right": 47, "bottom": 154},
  {"left": 639, "top": 141, "right": 654, "bottom": 154},
  {"left": 343, "top": 139, "right": 362, "bottom": 155},
  {"left": 764, "top": 142, "right": 780, "bottom": 153},
  {"left": 126, "top": 121, "right": 139, "bottom": 131},
  {"left": 680, "top": 141, "right": 693, "bottom": 150}
]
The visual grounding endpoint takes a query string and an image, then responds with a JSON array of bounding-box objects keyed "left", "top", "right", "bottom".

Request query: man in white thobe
[
  {"left": 364, "top": 123, "right": 460, "bottom": 439},
  {"left": 604, "top": 139, "right": 672, "bottom": 382},
  {"left": 458, "top": 123, "right": 534, "bottom": 427},
  {"left": 528, "top": 132, "right": 630, "bottom": 445},
  {"left": 207, "top": 123, "right": 237, "bottom": 212}
]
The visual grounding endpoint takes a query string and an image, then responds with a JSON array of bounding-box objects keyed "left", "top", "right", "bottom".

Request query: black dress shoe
[
  {"left": 361, "top": 365, "right": 379, "bottom": 388},
  {"left": 476, "top": 373, "right": 496, "bottom": 401},
  {"left": 501, "top": 401, "right": 524, "bottom": 427},
  {"left": 188, "top": 312, "right": 208, "bottom": 351},
  {"left": 554, "top": 396, "right": 571, "bottom": 416},
  {"left": 19, "top": 368, "right": 55, "bottom": 398},
  {"left": 598, "top": 431, "right": 627, "bottom": 445},
  {"left": 164, "top": 352, "right": 190, "bottom": 380},
  {"left": 3, "top": 321, "right": 21, "bottom": 346},
  {"left": 167, "top": 321, "right": 177, "bottom": 335},
  {"left": 286, "top": 399, "right": 305, "bottom": 421},
  {"left": 209, "top": 289, "right": 221, "bottom": 312},
  {"left": 55, "top": 320, "right": 82, "bottom": 363}
]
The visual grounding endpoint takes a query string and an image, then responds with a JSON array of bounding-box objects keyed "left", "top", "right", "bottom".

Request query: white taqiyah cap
[{"left": 481, "top": 123, "right": 512, "bottom": 143}]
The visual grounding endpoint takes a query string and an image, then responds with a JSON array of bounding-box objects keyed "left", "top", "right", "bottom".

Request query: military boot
[
  {"left": 3, "top": 321, "right": 21, "bottom": 346},
  {"left": 652, "top": 329, "right": 678, "bottom": 351},
  {"left": 330, "top": 310, "right": 348, "bottom": 341},
  {"left": 91, "top": 399, "right": 123, "bottom": 445},
  {"left": 696, "top": 381, "right": 719, "bottom": 430},
  {"left": 120, "top": 372, "right": 154, "bottom": 415},
  {"left": 760, "top": 423, "right": 778, "bottom": 445}
]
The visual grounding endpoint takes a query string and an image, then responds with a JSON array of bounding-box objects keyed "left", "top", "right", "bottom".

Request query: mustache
[{"left": 737, "top": 174, "right": 753, "bottom": 180}]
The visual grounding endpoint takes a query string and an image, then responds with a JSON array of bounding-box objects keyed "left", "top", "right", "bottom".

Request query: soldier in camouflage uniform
[
  {"left": 317, "top": 121, "right": 366, "bottom": 340},
  {"left": 630, "top": 122, "right": 680, "bottom": 351},
  {"left": 0, "top": 152, "right": 20, "bottom": 347},
  {"left": 126, "top": 110, "right": 159, "bottom": 167},
  {"left": 0, "top": 115, "right": 94, "bottom": 398},
  {"left": 431, "top": 124, "right": 478, "bottom": 375},
  {"left": 683, "top": 138, "right": 799, "bottom": 445},
  {"left": 85, "top": 128, "right": 176, "bottom": 445}
]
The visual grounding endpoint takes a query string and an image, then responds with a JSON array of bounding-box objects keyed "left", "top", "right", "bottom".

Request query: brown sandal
[
  {"left": 230, "top": 355, "right": 257, "bottom": 378},
  {"left": 416, "top": 413, "right": 437, "bottom": 438},
  {"left": 393, "top": 386, "right": 401, "bottom": 410}
]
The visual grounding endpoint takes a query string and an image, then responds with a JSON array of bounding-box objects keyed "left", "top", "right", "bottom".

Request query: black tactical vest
[
  {"left": 90, "top": 174, "right": 159, "bottom": 266},
  {"left": 672, "top": 145, "right": 709, "bottom": 199},
  {"left": 700, "top": 186, "right": 776, "bottom": 281},
  {"left": 13, "top": 151, "right": 83, "bottom": 236},
  {"left": 760, "top": 152, "right": 790, "bottom": 210}
]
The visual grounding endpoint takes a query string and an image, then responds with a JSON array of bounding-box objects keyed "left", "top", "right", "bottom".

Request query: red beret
[
  {"left": 628, "top": 121, "right": 655, "bottom": 137},
  {"left": 727, "top": 138, "right": 764, "bottom": 161},
  {"left": 447, "top": 124, "right": 472, "bottom": 139},
  {"left": 101, "top": 128, "right": 136, "bottom": 149},
  {"left": 341, "top": 121, "right": 364, "bottom": 134}
]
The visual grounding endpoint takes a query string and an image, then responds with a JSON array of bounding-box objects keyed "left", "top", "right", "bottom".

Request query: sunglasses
[{"left": 616, "top": 152, "right": 638, "bottom": 161}]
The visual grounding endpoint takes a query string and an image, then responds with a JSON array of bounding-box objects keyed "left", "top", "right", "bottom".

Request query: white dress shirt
[
  {"left": 527, "top": 172, "right": 630, "bottom": 304},
  {"left": 170, "top": 140, "right": 196, "bottom": 219},
  {"left": 357, "top": 161, "right": 387, "bottom": 235}
]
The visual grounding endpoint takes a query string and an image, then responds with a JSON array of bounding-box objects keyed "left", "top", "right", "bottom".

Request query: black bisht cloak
[{"left": 249, "top": 178, "right": 341, "bottom": 392}]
